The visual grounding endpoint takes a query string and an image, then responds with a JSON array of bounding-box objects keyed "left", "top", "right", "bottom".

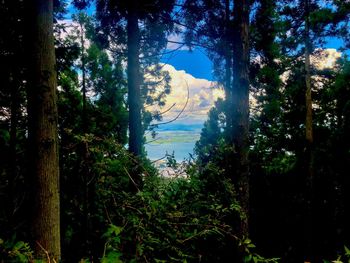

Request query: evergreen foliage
[{"left": 0, "top": 0, "right": 349, "bottom": 262}]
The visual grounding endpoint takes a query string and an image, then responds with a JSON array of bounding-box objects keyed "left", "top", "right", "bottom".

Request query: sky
[
  {"left": 148, "top": 64, "right": 224, "bottom": 125},
  {"left": 161, "top": 48, "right": 214, "bottom": 81},
  {"left": 65, "top": 2, "right": 346, "bottom": 127},
  {"left": 63, "top": 1, "right": 347, "bottom": 161},
  {"left": 150, "top": 34, "right": 219, "bottom": 125},
  {"left": 65, "top": 1, "right": 220, "bottom": 125}
]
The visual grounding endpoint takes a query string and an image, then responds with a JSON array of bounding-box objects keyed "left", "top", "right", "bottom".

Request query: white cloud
[
  {"left": 56, "top": 19, "right": 75, "bottom": 38},
  {"left": 149, "top": 64, "right": 224, "bottom": 124},
  {"left": 166, "top": 33, "right": 189, "bottom": 51},
  {"left": 311, "top": 48, "right": 341, "bottom": 70},
  {"left": 280, "top": 48, "right": 342, "bottom": 84}
]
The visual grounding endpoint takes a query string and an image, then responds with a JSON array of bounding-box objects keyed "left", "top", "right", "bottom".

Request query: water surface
[{"left": 145, "top": 123, "right": 202, "bottom": 161}]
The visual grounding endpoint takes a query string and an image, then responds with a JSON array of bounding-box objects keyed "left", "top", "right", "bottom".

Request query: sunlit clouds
[
  {"left": 149, "top": 64, "right": 224, "bottom": 124},
  {"left": 149, "top": 48, "right": 341, "bottom": 125},
  {"left": 311, "top": 48, "right": 341, "bottom": 70}
]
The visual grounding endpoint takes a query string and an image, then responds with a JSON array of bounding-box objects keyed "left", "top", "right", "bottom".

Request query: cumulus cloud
[
  {"left": 153, "top": 49, "right": 341, "bottom": 125},
  {"left": 149, "top": 64, "right": 224, "bottom": 124}
]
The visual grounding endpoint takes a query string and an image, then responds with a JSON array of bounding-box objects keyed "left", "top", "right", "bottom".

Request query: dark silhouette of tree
[
  {"left": 96, "top": 0, "right": 175, "bottom": 159},
  {"left": 181, "top": 0, "right": 250, "bottom": 239},
  {"left": 127, "top": 0, "right": 143, "bottom": 157},
  {"left": 231, "top": 0, "right": 250, "bottom": 238}
]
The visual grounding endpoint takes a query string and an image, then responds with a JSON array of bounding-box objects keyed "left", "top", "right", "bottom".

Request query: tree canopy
[{"left": 0, "top": 0, "right": 350, "bottom": 262}]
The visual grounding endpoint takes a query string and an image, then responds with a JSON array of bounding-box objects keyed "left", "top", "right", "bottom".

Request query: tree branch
[{"left": 149, "top": 79, "right": 190, "bottom": 127}]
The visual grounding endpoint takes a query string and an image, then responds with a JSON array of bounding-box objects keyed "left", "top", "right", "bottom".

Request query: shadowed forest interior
[{"left": 0, "top": 0, "right": 350, "bottom": 262}]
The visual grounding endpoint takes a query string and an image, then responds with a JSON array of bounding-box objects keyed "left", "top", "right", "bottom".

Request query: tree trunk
[
  {"left": 225, "top": 0, "right": 233, "bottom": 138},
  {"left": 27, "top": 0, "right": 61, "bottom": 260},
  {"left": 78, "top": 18, "right": 92, "bottom": 255},
  {"left": 304, "top": 0, "right": 314, "bottom": 260},
  {"left": 127, "top": 1, "right": 142, "bottom": 158},
  {"left": 9, "top": 71, "right": 19, "bottom": 223},
  {"left": 304, "top": 0, "right": 313, "bottom": 152},
  {"left": 232, "top": 0, "right": 250, "bottom": 237},
  {"left": 80, "top": 20, "right": 87, "bottom": 133}
]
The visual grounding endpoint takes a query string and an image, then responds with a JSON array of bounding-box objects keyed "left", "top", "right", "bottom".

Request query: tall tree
[
  {"left": 73, "top": 12, "right": 93, "bottom": 255},
  {"left": 96, "top": 0, "right": 175, "bottom": 173},
  {"left": 26, "top": 0, "right": 60, "bottom": 260},
  {"left": 78, "top": 13, "right": 88, "bottom": 133},
  {"left": 248, "top": 0, "right": 350, "bottom": 259},
  {"left": 277, "top": 0, "right": 350, "bottom": 259},
  {"left": 250, "top": 0, "right": 284, "bottom": 168},
  {"left": 182, "top": 0, "right": 251, "bottom": 236},
  {"left": 231, "top": 0, "right": 250, "bottom": 236},
  {"left": 303, "top": 0, "right": 315, "bottom": 260},
  {"left": 127, "top": 0, "right": 143, "bottom": 156},
  {"left": 224, "top": 0, "right": 234, "bottom": 137}
]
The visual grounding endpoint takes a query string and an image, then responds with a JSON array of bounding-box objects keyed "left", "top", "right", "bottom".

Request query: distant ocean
[{"left": 145, "top": 123, "right": 203, "bottom": 161}]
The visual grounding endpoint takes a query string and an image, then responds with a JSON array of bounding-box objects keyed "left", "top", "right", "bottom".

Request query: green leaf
[
  {"left": 244, "top": 254, "right": 252, "bottom": 262},
  {"left": 13, "top": 241, "right": 25, "bottom": 250},
  {"left": 101, "top": 251, "right": 123, "bottom": 263},
  {"left": 103, "top": 224, "right": 122, "bottom": 239}
]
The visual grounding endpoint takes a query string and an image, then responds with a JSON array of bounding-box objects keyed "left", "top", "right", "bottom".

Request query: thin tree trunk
[
  {"left": 232, "top": 0, "right": 250, "bottom": 237},
  {"left": 9, "top": 72, "right": 19, "bottom": 222},
  {"left": 225, "top": 0, "right": 233, "bottom": 137},
  {"left": 27, "top": 0, "right": 61, "bottom": 260},
  {"left": 305, "top": 0, "right": 313, "bottom": 150},
  {"left": 79, "top": 19, "right": 91, "bottom": 256},
  {"left": 304, "top": 0, "right": 314, "bottom": 260},
  {"left": 80, "top": 21, "right": 87, "bottom": 133}
]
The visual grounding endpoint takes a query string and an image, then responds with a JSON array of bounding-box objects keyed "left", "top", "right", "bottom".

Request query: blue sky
[
  {"left": 164, "top": 38, "right": 345, "bottom": 82},
  {"left": 65, "top": 1, "right": 347, "bottom": 128},
  {"left": 66, "top": 1, "right": 214, "bottom": 81},
  {"left": 66, "top": 1, "right": 347, "bottom": 82},
  {"left": 161, "top": 48, "right": 213, "bottom": 81}
]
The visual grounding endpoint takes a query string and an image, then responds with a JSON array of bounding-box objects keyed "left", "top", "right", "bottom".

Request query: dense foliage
[{"left": 1, "top": 0, "right": 350, "bottom": 262}]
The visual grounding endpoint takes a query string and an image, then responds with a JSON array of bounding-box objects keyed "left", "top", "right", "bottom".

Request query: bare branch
[
  {"left": 123, "top": 167, "right": 140, "bottom": 192},
  {"left": 158, "top": 102, "right": 176, "bottom": 116},
  {"left": 149, "top": 79, "right": 190, "bottom": 127}
]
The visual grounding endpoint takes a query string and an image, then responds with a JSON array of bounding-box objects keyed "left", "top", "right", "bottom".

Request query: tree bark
[
  {"left": 27, "top": 0, "right": 61, "bottom": 260},
  {"left": 304, "top": 0, "right": 314, "bottom": 260},
  {"left": 127, "top": 1, "right": 142, "bottom": 158},
  {"left": 232, "top": 0, "right": 250, "bottom": 237}
]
